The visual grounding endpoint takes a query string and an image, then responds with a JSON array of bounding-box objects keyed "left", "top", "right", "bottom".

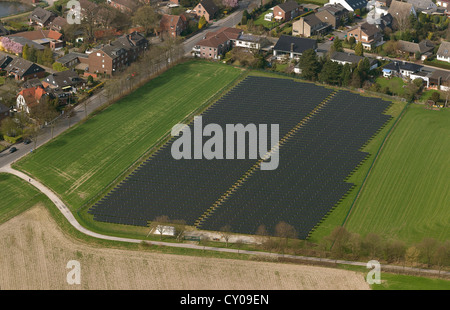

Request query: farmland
[
  {"left": 0, "top": 205, "right": 370, "bottom": 290},
  {"left": 13, "top": 61, "right": 242, "bottom": 215},
  {"left": 343, "top": 105, "right": 450, "bottom": 244},
  {"left": 0, "top": 173, "right": 53, "bottom": 224}
]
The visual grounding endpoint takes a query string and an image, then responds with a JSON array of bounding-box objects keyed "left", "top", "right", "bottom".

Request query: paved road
[{"left": 183, "top": 0, "right": 255, "bottom": 55}]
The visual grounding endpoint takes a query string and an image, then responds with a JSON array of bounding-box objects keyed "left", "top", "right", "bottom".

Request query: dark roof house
[
  {"left": 42, "top": 69, "right": 84, "bottom": 90},
  {"left": 273, "top": 35, "right": 317, "bottom": 59},
  {"left": 29, "top": 7, "right": 56, "bottom": 27},
  {"left": 5, "top": 58, "right": 46, "bottom": 81},
  {"left": 0, "top": 56, "right": 13, "bottom": 70}
]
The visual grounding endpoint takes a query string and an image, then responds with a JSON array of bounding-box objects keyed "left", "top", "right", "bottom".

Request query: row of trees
[
  {"left": 22, "top": 45, "right": 54, "bottom": 67},
  {"left": 298, "top": 49, "right": 374, "bottom": 89},
  {"left": 145, "top": 214, "right": 450, "bottom": 270}
]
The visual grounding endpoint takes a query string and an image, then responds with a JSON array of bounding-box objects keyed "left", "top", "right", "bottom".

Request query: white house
[
  {"left": 234, "top": 34, "right": 263, "bottom": 50},
  {"left": 437, "top": 41, "right": 450, "bottom": 63}
]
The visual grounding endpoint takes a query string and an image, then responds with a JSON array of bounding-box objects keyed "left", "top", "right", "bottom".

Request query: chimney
[{"left": 291, "top": 43, "right": 294, "bottom": 52}]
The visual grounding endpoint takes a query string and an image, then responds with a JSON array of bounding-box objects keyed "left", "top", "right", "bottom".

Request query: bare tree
[
  {"left": 219, "top": 225, "right": 232, "bottom": 248},
  {"left": 418, "top": 237, "right": 438, "bottom": 267},
  {"left": 362, "top": 232, "right": 383, "bottom": 259},
  {"left": 275, "top": 221, "right": 297, "bottom": 247},
  {"left": 172, "top": 219, "right": 187, "bottom": 242}
]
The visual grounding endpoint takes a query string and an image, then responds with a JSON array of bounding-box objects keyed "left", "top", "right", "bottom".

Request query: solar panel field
[{"left": 89, "top": 76, "right": 393, "bottom": 238}]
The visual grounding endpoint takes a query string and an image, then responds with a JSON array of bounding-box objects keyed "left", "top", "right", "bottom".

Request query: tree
[
  {"left": 319, "top": 59, "right": 342, "bottom": 86},
  {"left": 132, "top": 6, "right": 159, "bottom": 36},
  {"left": 198, "top": 16, "right": 207, "bottom": 30},
  {"left": 172, "top": 219, "right": 187, "bottom": 242},
  {"left": 63, "top": 104, "right": 76, "bottom": 128},
  {"left": 87, "top": 75, "right": 94, "bottom": 85},
  {"left": 405, "top": 246, "right": 420, "bottom": 267},
  {"left": 431, "top": 91, "right": 440, "bottom": 104},
  {"left": 330, "top": 37, "right": 343, "bottom": 53},
  {"left": 348, "top": 36, "right": 356, "bottom": 48},
  {"left": 22, "top": 44, "right": 29, "bottom": 60},
  {"left": 298, "top": 49, "right": 321, "bottom": 81},
  {"left": 274, "top": 221, "right": 297, "bottom": 246},
  {"left": 219, "top": 225, "right": 232, "bottom": 248},
  {"left": 417, "top": 237, "right": 438, "bottom": 267},
  {"left": 0, "top": 117, "right": 22, "bottom": 137},
  {"left": 355, "top": 42, "right": 364, "bottom": 56},
  {"left": 52, "top": 62, "right": 69, "bottom": 72},
  {"left": 384, "top": 239, "right": 406, "bottom": 263},
  {"left": 341, "top": 63, "right": 352, "bottom": 87},
  {"left": 362, "top": 233, "right": 382, "bottom": 259},
  {"left": 326, "top": 226, "right": 351, "bottom": 256}
]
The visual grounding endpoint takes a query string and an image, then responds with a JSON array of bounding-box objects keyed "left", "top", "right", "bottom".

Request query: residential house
[
  {"left": 330, "top": 51, "right": 378, "bottom": 70},
  {"left": 381, "top": 61, "right": 423, "bottom": 78},
  {"left": 292, "top": 14, "right": 331, "bottom": 37},
  {"left": 406, "top": 0, "right": 438, "bottom": 14},
  {"left": 50, "top": 16, "right": 68, "bottom": 32},
  {"left": 272, "top": 1, "right": 302, "bottom": 22},
  {"left": 107, "top": 0, "right": 138, "bottom": 13},
  {"left": 273, "top": 35, "right": 317, "bottom": 59},
  {"left": 159, "top": 14, "right": 188, "bottom": 38},
  {"left": 397, "top": 40, "right": 435, "bottom": 60},
  {"left": 347, "top": 22, "right": 383, "bottom": 50},
  {"left": 327, "top": 0, "right": 367, "bottom": 12},
  {"left": 234, "top": 34, "right": 268, "bottom": 50},
  {"left": 437, "top": 0, "right": 450, "bottom": 8},
  {"left": 55, "top": 52, "right": 90, "bottom": 68},
  {"left": 0, "top": 36, "right": 45, "bottom": 55},
  {"left": 42, "top": 69, "right": 85, "bottom": 92},
  {"left": 388, "top": 0, "right": 416, "bottom": 30},
  {"left": 0, "top": 55, "right": 13, "bottom": 70},
  {"left": 9, "top": 30, "right": 64, "bottom": 51},
  {"left": 5, "top": 58, "right": 46, "bottom": 81},
  {"left": 22, "top": 78, "right": 43, "bottom": 90},
  {"left": 88, "top": 32, "right": 148, "bottom": 75},
  {"left": 193, "top": 0, "right": 218, "bottom": 22},
  {"left": 0, "top": 103, "right": 10, "bottom": 122},
  {"left": 16, "top": 86, "right": 48, "bottom": 113},
  {"left": 28, "top": 7, "right": 56, "bottom": 27},
  {"left": 303, "top": 4, "right": 320, "bottom": 12},
  {"left": 192, "top": 27, "right": 243, "bottom": 59},
  {"left": 429, "top": 69, "right": 450, "bottom": 91},
  {"left": 436, "top": 41, "right": 450, "bottom": 63},
  {"left": 316, "top": 4, "right": 349, "bottom": 29}
]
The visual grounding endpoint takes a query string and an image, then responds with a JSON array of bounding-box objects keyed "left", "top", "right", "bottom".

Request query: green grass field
[
  {"left": 373, "top": 273, "right": 450, "bottom": 290},
  {"left": 342, "top": 104, "right": 450, "bottom": 244},
  {"left": 0, "top": 173, "right": 53, "bottom": 224},
  {"left": 14, "top": 61, "right": 242, "bottom": 215}
]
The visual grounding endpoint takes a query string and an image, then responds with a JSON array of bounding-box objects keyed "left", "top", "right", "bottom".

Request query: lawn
[
  {"left": 0, "top": 173, "right": 53, "bottom": 224},
  {"left": 254, "top": 10, "right": 281, "bottom": 30},
  {"left": 344, "top": 104, "right": 450, "bottom": 244},
  {"left": 14, "top": 61, "right": 242, "bottom": 215},
  {"left": 376, "top": 77, "right": 406, "bottom": 96}
]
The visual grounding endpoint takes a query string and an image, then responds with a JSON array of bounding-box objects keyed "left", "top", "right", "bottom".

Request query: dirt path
[{"left": 0, "top": 205, "right": 370, "bottom": 290}]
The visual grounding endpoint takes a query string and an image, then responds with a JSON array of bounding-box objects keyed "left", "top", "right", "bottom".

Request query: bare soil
[{"left": 0, "top": 205, "right": 370, "bottom": 290}]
